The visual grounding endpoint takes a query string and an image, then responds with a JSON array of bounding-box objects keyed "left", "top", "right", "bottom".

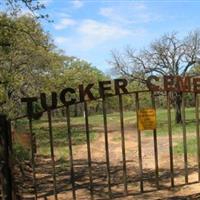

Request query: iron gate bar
[
  {"left": 28, "top": 117, "right": 38, "bottom": 200},
  {"left": 181, "top": 94, "right": 188, "bottom": 184},
  {"left": 195, "top": 93, "right": 200, "bottom": 181},
  {"left": 118, "top": 94, "right": 128, "bottom": 195},
  {"left": 135, "top": 92, "right": 143, "bottom": 192},
  {"left": 151, "top": 91, "right": 159, "bottom": 189},
  {"left": 0, "top": 115, "right": 13, "bottom": 200},
  {"left": 47, "top": 110, "right": 58, "bottom": 200},
  {"left": 0, "top": 175, "right": 4, "bottom": 199},
  {"left": 8, "top": 120, "right": 18, "bottom": 200},
  {"left": 83, "top": 102, "right": 94, "bottom": 199},
  {"left": 102, "top": 98, "right": 112, "bottom": 198},
  {"left": 166, "top": 91, "right": 174, "bottom": 187},
  {"left": 66, "top": 106, "right": 76, "bottom": 200}
]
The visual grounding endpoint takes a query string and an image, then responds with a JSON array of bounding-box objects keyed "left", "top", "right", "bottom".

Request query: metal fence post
[{"left": 0, "top": 114, "right": 13, "bottom": 200}]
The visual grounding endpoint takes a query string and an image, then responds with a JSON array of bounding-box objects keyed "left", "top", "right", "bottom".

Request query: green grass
[
  {"left": 13, "top": 143, "right": 31, "bottom": 161},
  {"left": 69, "top": 111, "right": 136, "bottom": 126},
  {"left": 144, "top": 107, "right": 196, "bottom": 136},
  {"left": 174, "top": 137, "right": 198, "bottom": 155},
  {"left": 143, "top": 107, "right": 198, "bottom": 156},
  {"left": 14, "top": 111, "right": 135, "bottom": 159},
  {"left": 33, "top": 123, "right": 96, "bottom": 158},
  {"left": 15, "top": 116, "right": 97, "bottom": 159},
  {"left": 14, "top": 107, "right": 198, "bottom": 158}
]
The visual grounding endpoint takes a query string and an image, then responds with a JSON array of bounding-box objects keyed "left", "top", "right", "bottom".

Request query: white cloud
[
  {"left": 71, "top": 0, "right": 84, "bottom": 9},
  {"left": 52, "top": 2, "right": 158, "bottom": 51},
  {"left": 54, "top": 37, "right": 69, "bottom": 45},
  {"left": 40, "top": 0, "right": 53, "bottom": 6},
  {"left": 54, "top": 18, "right": 146, "bottom": 51},
  {"left": 99, "top": 7, "right": 114, "bottom": 18},
  {"left": 99, "top": 3, "right": 160, "bottom": 24},
  {"left": 53, "top": 3, "right": 151, "bottom": 51},
  {"left": 132, "top": 2, "right": 147, "bottom": 11},
  {"left": 54, "top": 18, "right": 76, "bottom": 30},
  {"left": 77, "top": 19, "right": 130, "bottom": 48},
  {"left": 99, "top": 7, "right": 125, "bottom": 23},
  {"left": 79, "top": 19, "right": 130, "bottom": 36}
]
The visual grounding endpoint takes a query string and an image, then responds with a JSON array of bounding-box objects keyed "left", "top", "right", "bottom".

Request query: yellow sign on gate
[{"left": 138, "top": 108, "right": 156, "bottom": 131}]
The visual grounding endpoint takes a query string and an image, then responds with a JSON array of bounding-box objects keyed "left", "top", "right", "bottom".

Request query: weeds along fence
[{"left": 0, "top": 90, "right": 200, "bottom": 199}]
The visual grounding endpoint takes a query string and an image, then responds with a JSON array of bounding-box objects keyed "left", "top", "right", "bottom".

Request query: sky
[{"left": 8, "top": 0, "right": 200, "bottom": 73}]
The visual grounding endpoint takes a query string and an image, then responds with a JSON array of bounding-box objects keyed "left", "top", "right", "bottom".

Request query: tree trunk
[
  {"left": 61, "top": 108, "right": 65, "bottom": 117},
  {"left": 175, "top": 92, "right": 182, "bottom": 124},
  {"left": 74, "top": 104, "right": 78, "bottom": 117}
]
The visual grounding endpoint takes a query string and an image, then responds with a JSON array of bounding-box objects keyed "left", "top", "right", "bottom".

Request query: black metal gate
[{"left": 1, "top": 90, "right": 200, "bottom": 199}]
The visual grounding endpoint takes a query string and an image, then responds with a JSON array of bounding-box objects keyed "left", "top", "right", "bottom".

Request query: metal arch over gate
[{"left": 1, "top": 76, "right": 200, "bottom": 199}]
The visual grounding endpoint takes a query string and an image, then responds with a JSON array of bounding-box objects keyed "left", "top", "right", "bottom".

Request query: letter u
[{"left": 40, "top": 92, "right": 57, "bottom": 110}]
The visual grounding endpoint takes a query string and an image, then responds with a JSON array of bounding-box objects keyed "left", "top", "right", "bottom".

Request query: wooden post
[{"left": 0, "top": 115, "right": 13, "bottom": 200}]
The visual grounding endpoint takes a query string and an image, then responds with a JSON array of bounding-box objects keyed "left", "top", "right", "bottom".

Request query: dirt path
[
  {"left": 73, "top": 126, "right": 187, "bottom": 169},
  {"left": 17, "top": 125, "right": 200, "bottom": 200},
  {"left": 58, "top": 126, "right": 200, "bottom": 200}
]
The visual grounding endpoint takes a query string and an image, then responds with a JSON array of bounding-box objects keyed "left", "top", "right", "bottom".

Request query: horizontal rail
[
  {"left": 11, "top": 90, "right": 152, "bottom": 121},
  {"left": 12, "top": 89, "right": 200, "bottom": 121}
]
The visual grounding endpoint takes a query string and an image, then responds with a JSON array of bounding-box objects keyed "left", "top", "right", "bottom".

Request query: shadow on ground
[{"left": 13, "top": 156, "right": 200, "bottom": 200}]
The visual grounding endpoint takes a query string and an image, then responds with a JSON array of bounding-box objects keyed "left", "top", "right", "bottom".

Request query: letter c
[{"left": 60, "top": 88, "right": 76, "bottom": 105}]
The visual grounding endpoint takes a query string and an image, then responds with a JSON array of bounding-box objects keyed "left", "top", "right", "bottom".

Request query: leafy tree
[
  {"left": 111, "top": 31, "right": 200, "bottom": 123},
  {"left": 0, "top": 14, "right": 110, "bottom": 118},
  {"left": 0, "top": 14, "right": 64, "bottom": 117},
  {"left": 52, "top": 58, "right": 109, "bottom": 116}
]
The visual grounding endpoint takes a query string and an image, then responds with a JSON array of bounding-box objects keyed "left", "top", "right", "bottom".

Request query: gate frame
[
  {"left": 0, "top": 115, "right": 14, "bottom": 200},
  {"left": 2, "top": 88, "right": 200, "bottom": 199}
]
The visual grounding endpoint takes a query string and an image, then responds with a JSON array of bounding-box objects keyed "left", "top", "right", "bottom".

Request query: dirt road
[
  {"left": 56, "top": 126, "right": 200, "bottom": 200},
  {"left": 16, "top": 124, "right": 200, "bottom": 200}
]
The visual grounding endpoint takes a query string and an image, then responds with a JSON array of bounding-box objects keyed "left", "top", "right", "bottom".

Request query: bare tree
[{"left": 110, "top": 31, "right": 200, "bottom": 123}]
